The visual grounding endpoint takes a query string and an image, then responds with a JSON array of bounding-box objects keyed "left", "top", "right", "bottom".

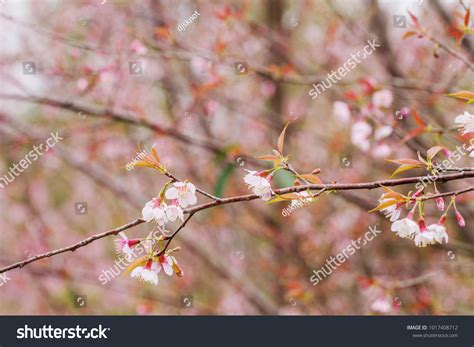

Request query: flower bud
[
  {"left": 455, "top": 210, "right": 465, "bottom": 227},
  {"left": 435, "top": 197, "right": 445, "bottom": 211}
]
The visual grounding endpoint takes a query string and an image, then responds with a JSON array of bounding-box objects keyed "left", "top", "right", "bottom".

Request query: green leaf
[
  {"left": 391, "top": 164, "right": 423, "bottom": 177},
  {"left": 213, "top": 163, "right": 235, "bottom": 198}
]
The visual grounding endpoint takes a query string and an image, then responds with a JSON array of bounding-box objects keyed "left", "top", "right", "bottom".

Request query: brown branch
[
  {"left": 0, "top": 93, "right": 224, "bottom": 155},
  {"left": 1, "top": 170, "right": 473, "bottom": 275},
  {"left": 420, "top": 186, "right": 474, "bottom": 201},
  {"left": 0, "top": 219, "right": 144, "bottom": 275}
]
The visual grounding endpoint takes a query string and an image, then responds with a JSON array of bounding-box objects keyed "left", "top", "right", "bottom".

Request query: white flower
[
  {"left": 414, "top": 230, "right": 436, "bottom": 247},
  {"left": 372, "top": 90, "right": 393, "bottom": 108},
  {"left": 165, "top": 182, "right": 197, "bottom": 208},
  {"left": 142, "top": 198, "right": 168, "bottom": 226},
  {"left": 427, "top": 224, "right": 448, "bottom": 244},
  {"left": 131, "top": 260, "right": 159, "bottom": 285},
  {"left": 370, "top": 297, "right": 392, "bottom": 313},
  {"left": 114, "top": 232, "right": 139, "bottom": 260},
  {"left": 374, "top": 126, "right": 393, "bottom": 141},
  {"left": 351, "top": 121, "right": 372, "bottom": 152},
  {"left": 244, "top": 170, "right": 273, "bottom": 201},
  {"left": 391, "top": 218, "right": 419, "bottom": 238},
  {"left": 372, "top": 144, "right": 391, "bottom": 158},
  {"left": 454, "top": 111, "right": 474, "bottom": 135},
  {"left": 165, "top": 202, "right": 184, "bottom": 222},
  {"left": 333, "top": 101, "right": 351, "bottom": 123},
  {"left": 381, "top": 203, "right": 401, "bottom": 222},
  {"left": 157, "top": 255, "right": 174, "bottom": 276}
]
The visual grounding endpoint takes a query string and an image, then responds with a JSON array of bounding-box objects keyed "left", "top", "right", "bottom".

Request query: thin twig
[{"left": 1, "top": 171, "right": 473, "bottom": 275}]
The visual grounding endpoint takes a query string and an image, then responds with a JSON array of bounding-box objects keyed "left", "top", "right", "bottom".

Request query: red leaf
[
  {"left": 464, "top": 8, "right": 470, "bottom": 27},
  {"left": 402, "top": 127, "right": 426, "bottom": 143},
  {"left": 407, "top": 10, "right": 420, "bottom": 28},
  {"left": 412, "top": 110, "right": 427, "bottom": 127}
]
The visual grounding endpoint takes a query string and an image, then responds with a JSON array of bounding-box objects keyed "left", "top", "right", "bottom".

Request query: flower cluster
[
  {"left": 131, "top": 253, "right": 182, "bottom": 286},
  {"left": 115, "top": 232, "right": 183, "bottom": 286},
  {"left": 377, "top": 190, "right": 465, "bottom": 248},
  {"left": 333, "top": 81, "right": 396, "bottom": 158},
  {"left": 142, "top": 181, "right": 197, "bottom": 228}
]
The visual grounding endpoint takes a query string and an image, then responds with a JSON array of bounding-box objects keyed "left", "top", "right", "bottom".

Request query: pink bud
[
  {"left": 455, "top": 211, "right": 465, "bottom": 227},
  {"left": 438, "top": 214, "right": 447, "bottom": 225},
  {"left": 128, "top": 239, "right": 140, "bottom": 247},
  {"left": 435, "top": 197, "right": 445, "bottom": 211}
]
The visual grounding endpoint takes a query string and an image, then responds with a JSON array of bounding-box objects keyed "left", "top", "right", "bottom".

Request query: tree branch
[{"left": 1, "top": 170, "right": 472, "bottom": 275}]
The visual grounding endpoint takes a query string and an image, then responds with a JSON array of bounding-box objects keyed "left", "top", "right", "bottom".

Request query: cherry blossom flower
[
  {"left": 372, "top": 144, "right": 391, "bottom": 158},
  {"left": 427, "top": 223, "right": 448, "bottom": 244},
  {"left": 76, "top": 78, "right": 89, "bottom": 92},
  {"left": 142, "top": 198, "right": 168, "bottom": 226},
  {"left": 165, "top": 182, "right": 197, "bottom": 208},
  {"left": 372, "top": 89, "right": 393, "bottom": 108},
  {"left": 165, "top": 200, "right": 184, "bottom": 222},
  {"left": 454, "top": 111, "right": 474, "bottom": 135},
  {"left": 131, "top": 259, "right": 159, "bottom": 285},
  {"left": 381, "top": 203, "right": 401, "bottom": 222},
  {"left": 370, "top": 297, "right": 392, "bottom": 313},
  {"left": 414, "top": 220, "right": 436, "bottom": 247},
  {"left": 332, "top": 101, "right": 351, "bottom": 123},
  {"left": 351, "top": 121, "right": 372, "bottom": 152},
  {"left": 374, "top": 126, "right": 393, "bottom": 141},
  {"left": 157, "top": 254, "right": 174, "bottom": 276},
  {"left": 391, "top": 216, "right": 419, "bottom": 239},
  {"left": 130, "top": 39, "right": 148, "bottom": 55},
  {"left": 115, "top": 232, "right": 140, "bottom": 259},
  {"left": 243, "top": 170, "right": 273, "bottom": 201}
]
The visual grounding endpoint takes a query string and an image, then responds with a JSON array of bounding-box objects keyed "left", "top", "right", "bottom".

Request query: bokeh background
[{"left": 0, "top": 0, "right": 473, "bottom": 315}]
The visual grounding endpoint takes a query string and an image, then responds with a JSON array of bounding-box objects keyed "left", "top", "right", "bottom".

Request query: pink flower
[
  {"left": 391, "top": 217, "right": 419, "bottom": 238},
  {"left": 374, "top": 126, "right": 393, "bottom": 141},
  {"left": 332, "top": 101, "right": 351, "bottom": 123},
  {"left": 351, "top": 121, "right": 372, "bottom": 152},
  {"left": 157, "top": 254, "right": 174, "bottom": 276},
  {"left": 165, "top": 200, "right": 184, "bottom": 222},
  {"left": 454, "top": 111, "right": 474, "bottom": 135},
  {"left": 244, "top": 170, "right": 273, "bottom": 201},
  {"left": 414, "top": 219, "right": 436, "bottom": 247},
  {"left": 115, "top": 232, "right": 140, "bottom": 259},
  {"left": 131, "top": 259, "right": 159, "bottom": 285},
  {"left": 165, "top": 182, "right": 197, "bottom": 208},
  {"left": 370, "top": 297, "right": 391, "bottom": 313},
  {"left": 142, "top": 198, "right": 168, "bottom": 226},
  {"left": 427, "top": 223, "right": 448, "bottom": 244},
  {"left": 372, "top": 90, "right": 393, "bottom": 108},
  {"left": 130, "top": 39, "right": 148, "bottom": 55}
]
